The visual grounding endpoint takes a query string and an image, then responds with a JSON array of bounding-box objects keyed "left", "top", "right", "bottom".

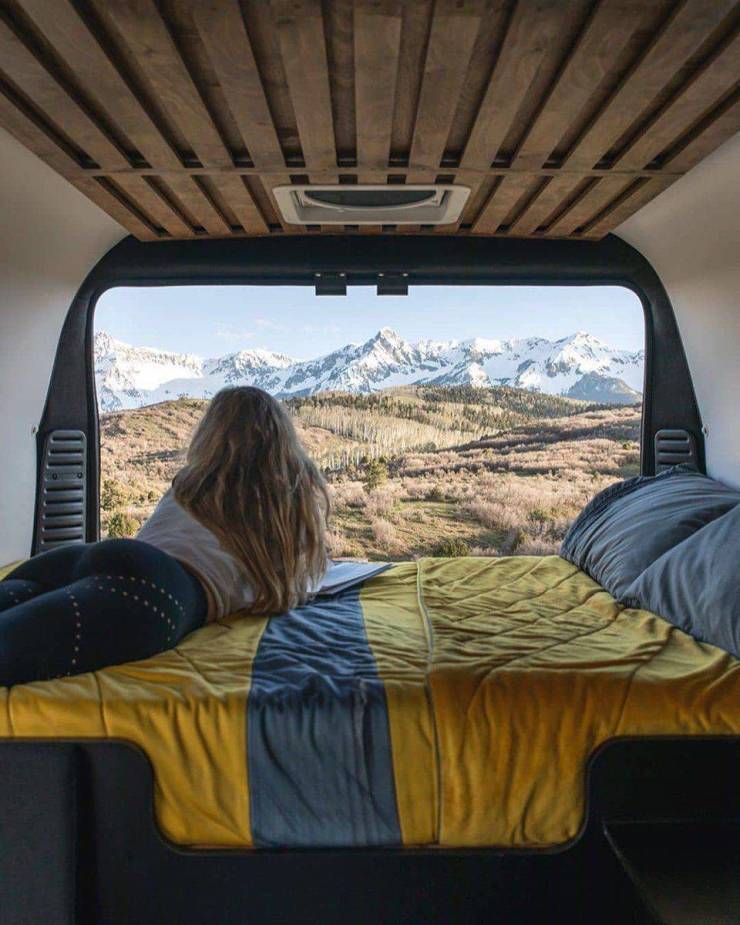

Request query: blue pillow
[
  {"left": 623, "top": 505, "right": 740, "bottom": 658},
  {"left": 560, "top": 467, "right": 740, "bottom": 601}
]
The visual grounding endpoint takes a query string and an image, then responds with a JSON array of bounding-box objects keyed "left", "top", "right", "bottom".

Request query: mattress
[{"left": 1, "top": 556, "right": 738, "bottom": 849}]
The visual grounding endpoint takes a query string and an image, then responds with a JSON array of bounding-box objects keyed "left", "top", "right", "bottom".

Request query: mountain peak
[
  {"left": 94, "top": 330, "right": 123, "bottom": 357},
  {"left": 231, "top": 347, "right": 294, "bottom": 366},
  {"left": 563, "top": 330, "right": 604, "bottom": 346},
  {"left": 373, "top": 326, "right": 404, "bottom": 344}
]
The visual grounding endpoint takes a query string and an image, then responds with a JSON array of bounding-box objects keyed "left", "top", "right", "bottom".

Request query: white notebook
[{"left": 316, "top": 561, "right": 392, "bottom": 597}]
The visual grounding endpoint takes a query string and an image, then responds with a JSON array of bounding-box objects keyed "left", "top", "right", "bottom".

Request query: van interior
[{"left": 0, "top": 2, "right": 738, "bottom": 923}]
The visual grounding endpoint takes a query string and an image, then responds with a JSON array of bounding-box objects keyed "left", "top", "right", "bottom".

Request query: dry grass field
[{"left": 99, "top": 388, "right": 641, "bottom": 560}]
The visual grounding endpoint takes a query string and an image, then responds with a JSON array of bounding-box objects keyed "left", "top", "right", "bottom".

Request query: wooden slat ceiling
[{"left": 0, "top": 0, "right": 737, "bottom": 242}]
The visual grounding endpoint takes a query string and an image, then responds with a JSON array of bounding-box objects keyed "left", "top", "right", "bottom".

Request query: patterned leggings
[{"left": 0, "top": 539, "right": 207, "bottom": 687}]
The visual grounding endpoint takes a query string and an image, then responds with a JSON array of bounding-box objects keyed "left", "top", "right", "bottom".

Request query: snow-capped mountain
[{"left": 94, "top": 328, "right": 643, "bottom": 412}]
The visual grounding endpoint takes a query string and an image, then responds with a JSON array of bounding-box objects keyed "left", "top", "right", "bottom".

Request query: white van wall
[
  {"left": 0, "top": 128, "right": 124, "bottom": 565},
  {"left": 618, "top": 132, "right": 740, "bottom": 490}
]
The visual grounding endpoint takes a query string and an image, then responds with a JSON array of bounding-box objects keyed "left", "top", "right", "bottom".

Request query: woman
[{"left": 0, "top": 387, "right": 330, "bottom": 687}]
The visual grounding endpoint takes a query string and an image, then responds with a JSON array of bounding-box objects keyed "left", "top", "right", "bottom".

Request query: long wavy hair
[{"left": 173, "top": 387, "right": 330, "bottom": 615}]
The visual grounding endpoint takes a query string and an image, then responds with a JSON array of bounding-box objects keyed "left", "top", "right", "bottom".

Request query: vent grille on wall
[
  {"left": 654, "top": 428, "right": 698, "bottom": 472},
  {"left": 35, "top": 430, "right": 87, "bottom": 552},
  {"left": 273, "top": 185, "right": 470, "bottom": 225}
]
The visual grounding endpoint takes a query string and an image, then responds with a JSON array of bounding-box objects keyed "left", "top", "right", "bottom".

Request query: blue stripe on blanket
[{"left": 247, "top": 587, "right": 401, "bottom": 847}]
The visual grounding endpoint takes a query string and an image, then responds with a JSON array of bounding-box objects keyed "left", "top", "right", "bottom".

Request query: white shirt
[{"left": 137, "top": 489, "right": 255, "bottom": 622}]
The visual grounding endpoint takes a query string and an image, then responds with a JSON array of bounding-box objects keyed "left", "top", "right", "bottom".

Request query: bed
[{"left": 2, "top": 554, "right": 737, "bottom": 851}]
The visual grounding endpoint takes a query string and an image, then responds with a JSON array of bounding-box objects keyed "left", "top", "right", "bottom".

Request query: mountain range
[{"left": 94, "top": 328, "right": 644, "bottom": 412}]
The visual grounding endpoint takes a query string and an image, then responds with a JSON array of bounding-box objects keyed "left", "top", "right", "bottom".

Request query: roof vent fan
[{"left": 273, "top": 184, "right": 470, "bottom": 226}]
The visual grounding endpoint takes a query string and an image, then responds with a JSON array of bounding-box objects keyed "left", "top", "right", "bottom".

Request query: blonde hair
[{"left": 173, "top": 387, "right": 329, "bottom": 615}]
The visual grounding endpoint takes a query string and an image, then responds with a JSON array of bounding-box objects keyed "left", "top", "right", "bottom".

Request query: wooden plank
[
  {"left": 513, "top": 0, "right": 652, "bottom": 171},
  {"left": 355, "top": 0, "right": 402, "bottom": 176},
  {"left": 458, "top": 0, "right": 572, "bottom": 233},
  {"left": 461, "top": 0, "right": 569, "bottom": 169},
  {"left": 664, "top": 95, "right": 740, "bottom": 172},
  {"left": 615, "top": 30, "right": 740, "bottom": 170},
  {"left": 70, "top": 177, "right": 160, "bottom": 239},
  {"left": 563, "top": 0, "right": 738, "bottom": 170},
  {"left": 354, "top": 0, "right": 402, "bottom": 232},
  {"left": 407, "top": 0, "right": 483, "bottom": 176},
  {"left": 403, "top": 1, "right": 483, "bottom": 234},
  {"left": 13, "top": 0, "right": 180, "bottom": 169},
  {"left": 506, "top": 176, "right": 584, "bottom": 236},
  {"left": 390, "top": 0, "right": 434, "bottom": 160},
  {"left": 94, "top": 0, "right": 232, "bottom": 168},
  {"left": 161, "top": 174, "right": 231, "bottom": 236},
  {"left": 114, "top": 175, "right": 195, "bottom": 237},
  {"left": 28, "top": 164, "right": 685, "bottom": 179},
  {"left": 472, "top": 0, "right": 646, "bottom": 243},
  {"left": 191, "top": 0, "right": 284, "bottom": 169},
  {"left": 545, "top": 176, "right": 634, "bottom": 236},
  {"left": 271, "top": 0, "right": 336, "bottom": 170},
  {"left": 269, "top": 0, "right": 337, "bottom": 233},
  {"left": 581, "top": 176, "right": 674, "bottom": 237},
  {"left": 0, "top": 18, "right": 129, "bottom": 169},
  {"left": 323, "top": 0, "right": 355, "bottom": 164},
  {"left": 207, "top": 174, "right": 269, "bottom": 235},
  {"left": 472, "top": 175, "right": 538, "bottom": 234},
  {"left": 0, "top": 80, "right": 80, "bottom": 176}
]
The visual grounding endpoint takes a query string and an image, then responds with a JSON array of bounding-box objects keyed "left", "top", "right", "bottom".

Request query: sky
[{"left": 95, "top": 284, "right": 644, "bottom": 359}]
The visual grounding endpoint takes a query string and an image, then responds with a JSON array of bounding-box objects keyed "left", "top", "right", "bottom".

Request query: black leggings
[{"left": 0, "top": 539, "right": 207, "bottom": 687}]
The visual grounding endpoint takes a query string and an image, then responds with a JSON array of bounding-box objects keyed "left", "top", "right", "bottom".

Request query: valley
[{"left": 99, "top": 386, "right": 641, "bottom": 560}]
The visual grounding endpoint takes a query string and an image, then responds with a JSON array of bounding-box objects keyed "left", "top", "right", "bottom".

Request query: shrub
[
  {"left": 364, "top": 459, "right": 388, "bottom": 492},
  {"left": 432, "top": 537, "right": 470, "bottom": 557},
  {"left": 516, "top": 536, "right": 560, "bottom": 556},
  {"left": 325, "top": 529, "right": 364, "bottom": 559},
  {"left": 468, "top": 545, "right": 497, "bottom": 558},
  {"left": 465, "top": 499, "right": 519, "bottom": 531},
  {"left": 107, "top": 511, "right": 139, "bottom": 538},
  {"left": 370, "top": 518, "right": 401, "bottom": 554},
  {"left": 499, "top": 528, "right": 525, "bottom": 556},
  {"left": 528, "top": 508, "right": 551, "bottom": 524},
  {"left": 330, "top": 482, "right": 368, "bottom": 510},
  {"left": 425, "top": 485, "right": 445, "bottom": 502},
  {"left": 101, "top": 478, "right": 129, "bottom": 512},
  {"left": 365, "top": 487, "right": 396, "bottom": 517}
]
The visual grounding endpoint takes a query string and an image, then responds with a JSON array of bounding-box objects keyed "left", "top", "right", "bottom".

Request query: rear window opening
[{"left": 94, "top": 284, "right": 644, "bottom": 560}]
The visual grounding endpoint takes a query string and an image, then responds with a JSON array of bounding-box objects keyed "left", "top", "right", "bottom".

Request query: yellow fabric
[
  {"left": 360, "top": 562, "right": 437, "bottom": 845},
  {"left": 0, "top": 561, "right": 21, "bottom": 580},
  {"left": 1, "top": 555, "right": 738, "bottom": 848},
  {"left": 415, "top": 556, "right": 740, "bottom": 847},
  {"left": 0, "top": 611, "right": 266, "bottom": 846}
]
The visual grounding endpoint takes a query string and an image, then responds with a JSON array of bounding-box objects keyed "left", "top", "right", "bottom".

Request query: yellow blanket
[{"left": 1, "top": 556, "right": 738, "bottom": 848}]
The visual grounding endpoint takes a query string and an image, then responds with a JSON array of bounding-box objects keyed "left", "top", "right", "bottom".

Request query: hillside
[
  {"left": 99, "top": 388, "right": 641, "bottom": 559},
  {"left": 95, "top": 327, "right": 643, "bottom": 411}
]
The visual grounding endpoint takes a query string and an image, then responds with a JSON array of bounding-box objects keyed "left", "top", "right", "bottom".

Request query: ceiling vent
[{"left": 273, "top": 184, "right": 470, "bottom": 226}]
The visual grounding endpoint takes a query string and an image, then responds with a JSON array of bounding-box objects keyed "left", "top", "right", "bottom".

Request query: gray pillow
[
  {"left": 560, "top": 467, "right": 740, "bottom": 601},
  {"left": 623, "top": 505, "right": 740, "bottom": 658}
]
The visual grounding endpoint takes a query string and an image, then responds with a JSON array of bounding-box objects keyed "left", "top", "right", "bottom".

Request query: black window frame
[{"left": 35, "top": 233, "right": 703, "bottom": 551}]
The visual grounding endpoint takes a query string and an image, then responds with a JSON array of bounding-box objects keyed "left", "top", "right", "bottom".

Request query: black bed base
[{"left": 0, "top": 737, "right": 737, "bottom": 925}]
